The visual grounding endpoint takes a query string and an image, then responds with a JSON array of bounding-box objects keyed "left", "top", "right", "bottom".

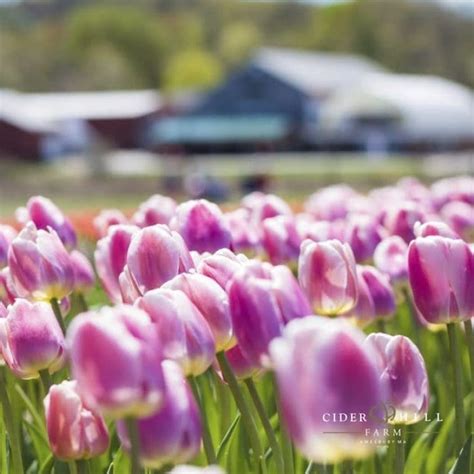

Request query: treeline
[{"left": 0, "top": 0, "right": 472, "bottom": 93}]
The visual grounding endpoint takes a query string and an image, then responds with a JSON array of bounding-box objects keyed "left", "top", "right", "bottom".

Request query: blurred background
[{"left": 0, "top": 0, "right": 473, "bottom": 218}]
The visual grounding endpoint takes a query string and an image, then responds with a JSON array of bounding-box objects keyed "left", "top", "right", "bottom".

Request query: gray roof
[{"left": 253, "top": 47, "right": 386, "bottom": 97}]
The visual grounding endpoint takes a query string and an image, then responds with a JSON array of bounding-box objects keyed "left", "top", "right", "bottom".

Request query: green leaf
[
  {"left": 216, "top": 413, "right": 241, "bottom": 461},
  {"left": 448, "top": 435, "right": 472, "bottom": 474},
  {"left": 39, "top": 454, "right": 54, "bottom": 474},
  {"left": 405, "top": 418, "right": 440, "bottom": 474},
  {"left": 112, "top": 447, "right": 130, "bottom": 474}
]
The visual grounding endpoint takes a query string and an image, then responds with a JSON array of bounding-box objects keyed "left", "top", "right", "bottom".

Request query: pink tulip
[
  {"left": 8, "top": 223, "right": 74, "bottom": 301},
  {"left": 383, "top": 201, "right": 425, "bottom": 243},
  {"left": 117, "top": 360, "right": 201, "bottom": 469},
  {"left": 171, "top": 199, "right": 231, "bottom": 253},
  {"left": 441, "top": 201, "right": 474, "bottom": 239},
  {"left": 343, "top": 215, "right": 385, "bottom": 263},
  {"left": 197, "top": 249, "right": 248, "bottom": 290},
  {"left": 245, "top": 193, "right": 292, "bottom": 224},
  {"left": 68, "top": 305, "right": 165, "bottom": 418},
  {"left": 373, "top": 236, "right": 408, "bottom": 283},
  {"left": 408, "top": 236, "right": 474, "bottom": 323},
  {"left": 414, "top": 221, "right": 459, "bottom": 239},
  {"left": 261, "top": 215, "right": 301, "bottom": 264},
  {"left": 136, "top": 289, "right": 215, "bottom": 376},
  {"left": 0, "top": 225, "right": 17, "bottom": 269},
  {"left": 44, "top": 380, "right": 109, "bottom": 460},
  {"left": 225, "top": 343, "right": 260, "bottom": 380},
  {"left": 95, "top": 225, "right": 139, "bottom": 303},
  {"left": 225, "top": 208, "right": 260, "bottom": 255},
  {"left": 93, "top": 209, "right": 128, "bottom": 238},
  {"left": 70, "top": 250, "right": 95, "bottom": 294},
  {"left": 431, "top": 175, "right": 474, "bottom": 209},
  {"left": 17, "top": 196, "right": 77, "bottom": 249},
  {"left": 125, "top": 225, "right": 193, "bottom": 297},
  {"left": 132, "top": 194, "right": 177, "bottom": 228},
  {"left": 163, "top": 273, "right": 234, "bottom": 352},
  {"left": 305, "top": 185, "right": 357, "bottom": 221},
  {"left": 269, "top": 316, "right": 386, "bottom": 463},
  {"left": 0, "top": 267, "right": 17, "bottom": 306},
  {"left": 298, "top": 239, "right": 358, "bottom": 316},
  {"left": 0, "top": 300, "right": 66, "bottom": 378},
  {"left": 366, "top": 333, "right": 429, "bottom": 424}
]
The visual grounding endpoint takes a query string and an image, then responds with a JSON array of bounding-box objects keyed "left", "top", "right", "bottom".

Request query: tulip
[
  {"left": 70, "top": 250, "right": 95, "bottom": 294},
  {"left": 383, "top": 201, "right": 425, "bottom": 243},
  {"left": 298, "top": 239, "right": 358, "bottom": 316},
  {"left": 136, "top": 288, "right": 215, "bottom": 376},
  {"left": 245, "top": 193, "right": 292, "bottom": 224},
  {"left": 68, "top": 305, "right": 165, "bottom": 418},
  {"left": 117, "top": 360, "right": 201, "bottom": 469},
  {"left": 269, "top": 316, "right": 386, "bottom": 463},
  {"left": 431, "top": 175, "right": 474, "bottom": 209},
  {"left": 0, "top": 225, "right": 17, "bottom": 269},
  {"left": 441, "top": 201, "right": 474, "bottom": 239},
  {"left": 225, "top": 208, "right": 260, "bottom": 255},
  {"left": 163, "top": 273, "right": 234, "bottom": 352},
  {"left": 44, "top": 380, "right": 109, "bottom": 460},
  {"left": 413, "top": 221, "right": 459, "bottom": 239},
  {"left": 125, "top": 225, "right": 193, "bottom": 296},
  {"left": 132, "top": 194, "right": 177, "bottom": 228},
  {"left": 305, "top": 184, "right": 357, "bottom": 221},
  {"left": 17, "top": 196, "right": 77, "bottom": 249},
  {"left": 366, "top": 333, "right": 429, "bottom": 424},
  {"left": 170, "top": 466, "right": 224, "bottom": 474},
  {"left": 95, "top": 225, "right": 139, "bottom": 303},
  {"left": 8, "top": 223, "right": 74, "bottom": 301},
  {"left": 360, "top": 266, "right": 396, "bottom": 319},
  {"left": 93, "top": 209, "right": 128, "bottom": 238},
  {"left": 225, "top": 343, "right": 260, "bottom": 380},
  {"left": 408, "top": 236, "right": 474, "bottom": 324},
  {"left": 0, "top": 267, "right": 17, "bottom": 306},
  {"left": 343, "top": 215, "right": 385, "bottom": 262},
  {"left": 171, "top": 199, "right": 231, "bottom": 253},
  {"left": 0, "top": 300, "right": 66, "bottom": 378},
  {"left": 261, "top": 215, "right": 301, "bottom": 264},
  {"left": 373, "top": 236, "right": 408, "bottom": 283},
  {"left": 197, "top": 249, "right": 248, "bottom": 290}
]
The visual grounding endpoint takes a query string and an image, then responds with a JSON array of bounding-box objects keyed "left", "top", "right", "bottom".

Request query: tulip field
[{"left": 0, "top": 175, "right": 473, "bottom": 474}]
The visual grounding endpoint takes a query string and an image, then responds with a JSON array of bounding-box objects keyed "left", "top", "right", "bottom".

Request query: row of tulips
[{"left": 0, "top": 174, "right": 472, "bottom": 474}]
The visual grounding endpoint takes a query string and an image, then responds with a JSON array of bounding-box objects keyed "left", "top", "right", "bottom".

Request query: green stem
[
  {"left": 39, "top": 369, "right": 53, "bottom": 394},
  {"left": 76, "top": 459, "right": 89, "bottom": 474},
  {"left": 376, "top": 318, "right": 387, "bottom": 333},
  {"left": 187, "top": 375, "right": 217, "bottom": 464},
  {"left": 125, "top": 417, "right": 142, "bottom": 474},
  {"left": 463, "top": 319, "right": 474, "bottom": 410},
  {"left": 68, "top": 460, "right": 78, "bottom": 474},
  {"left": 0, "top": 369, "right": 24, "bottom": 474},
  {"left": 245, "top": 378, "right": 285, "bottom": 474},
  {"left": 272, "top": 376, "right": 294, "bottom": 474},
  {"left": 394, "top": 424, "right": 405, "bottom": 474},
  {"left": 77, "top": 292, "right": 89, "bottom": 313},
  {"left": 341, "top": 460, "right": 354, "bottom": 474},
  {"left": 216, "top": 351, "right": 262, "bottom": 468},
  {"left": 50, "top": 297, "right": 67, "bottom": 335},
  {"left": 447, "top": 322, "right": 466, "bottom": 451}
]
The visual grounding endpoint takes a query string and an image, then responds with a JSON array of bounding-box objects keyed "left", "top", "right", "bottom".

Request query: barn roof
[{"left": 253, "top": 47, "right": 386, "bottom": 97}]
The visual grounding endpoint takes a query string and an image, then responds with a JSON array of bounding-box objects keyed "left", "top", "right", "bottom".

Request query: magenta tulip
[
  {"left": 305, "top": 185, "right": 357, "bottom": 221},
  {"left": 344, "top": 215, "right": 385, "bottom": 262},
  {"left": 414, "top": 221, "right": 459, "bottom": 239},
  {"left": 95, "top": 225, "right": 139, "bottom": 303},
  {"left": 163, "top": 273, "right": 234, "bottom": 352},
  {"left": 136, "top": 288, "right": 215, "bottom": 376},
  {"left": 125, "top": 225, "right": 193, "bottom": 296},
  {"left": 0, "top": 300, "right": 66, "bottom": 378},
  {"left": 70, "top": 250, "right": 95, "bottom": 294},
  {"left": 44, "top": 380, "right": 109, "bottom": 460},
  {"left": 68, "top": 305, "right": 165, "bottom": 418},
  {"left": 17, "top": 196, "right": 77, "bottom": 249},
  {"left": 8, "top": 223, "right": 74, "bottom": 301},
  {"left": 383, "top": 201, "right": 425, "bottom": 243},
  {"left": 366, "top": 333, "right": 429, "bottom": 424},
  {"left": 373, "top": 236, "right": 408, "bottom": 283},
  {"left": 117, "top": 360, "right": 201, "bottom": 469},
  {"left": 0, "top": 267, "right": 17, "bottom": 306},
  {"left": 360, "top": 266, "right": 396, "bottom": 319},
  {"left": 269, "top": 316, "right": 386, "bottom": 463},
  {"left": 93, "top": 209, "right": 128, "bottom": 238},
  {"left": 0, "top": 225, "right": 17, "bottom": 269},
  {"left": 171, "top": 199, "right": 231, "bottom": 253},
  {"left": 408, "top": 236, "right": 474, "bottom": 323},
  {"left": 225, "top": 343, "right": 260, "bottom": 380},
  {"left": 261, "top": 215, "right": 301, "bottom": 264},
  {"left": 225, "top": 208, "right": 260, "bottom": 255},
  {"left": 246, "top": 193, "right": 292, "bottom": 224},
  {"left": 132, "top": 194, "right": 177, "bottom": 228},
  {"left": 298, "top": 239, "right": 358, "bottom": 316},
  {"left": 441, "top": 201, "right": 474, "bottom": 239}
]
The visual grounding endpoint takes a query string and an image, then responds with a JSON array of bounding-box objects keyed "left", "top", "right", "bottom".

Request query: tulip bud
[
  {"left": 0, "top": 225, "right": 17, "bottom": 269},
  {"left": 68, "top": 305, "right": 165, "bottom": 418},
  {"left": 136, "top": 289, "right": 215, "bottom": 376},
  {"left": 408, "top": 236, "right": 474, "bottom": 323},
  {"left": 298, "top": 239, "right": 358, "bottom": 316},
  {"left": 414, "top": 221, "right": 459, "bottom": 239},
  {"left": 431, "top": 175, "right": 474, "bottom": 209},
  {"left": 360, "top": 266, "right": 396, "bottom": 319},
  {"left": 132, "top": 194, "right": 177, "bottom": 228},
  {"left": 171, "top": 199, "right": 231, "bottom": 253},
  {"left": 18, "top": 196, "right": 77, "bottom": 249},
  {"left": 44, "top": 380, "right": 109, "bottom": 460},
  {"left": 95, "top": 225, "right": 139, "bottom": 303},
  {"left": 0, "top": 300, "right": 66, "bottom": 378},
  {"left": 125, "top": 225, "right": 193, "bottom": 296},
  {"left": 0, "top": 267, "right": 17, "bottom": 306},
  {"left": 225, "top": 209, "right": 260, "bottom": 255},
  {"left": 269, "top": 316, "right": 385, "bottom": 463},
  {"left": 441, "top": 201, "right": 474, "bottom": 239},
  {"left": 163, "top": 273, "right": 234, "bottom": 352},
  {"left": 70, "top": 250, "right": 95, "bottom": 294},
  {"left": 8, "top": 224, "right": 74, "bottom": 301},
  {"left": 93, "top": 209, "right": 128, "bottom": 238},
  {"left": 366, "top": 333, "right": 429, "bottom": 424},
  {"left": 246, "top": 193, "right": 292, "bottom": 224},
  {"left": 373, "top": 236, "right": 408, "bottom": 283},
  {"left": 305, "top": 185, "right": 357, "bottom": 221},
  {"left": 225, "top": 343, "right": 260, "bottom": 380},
  {"left": 117, "top": 360, "right": 201, "bottom": 469},
  {"left": 261, "top": 215, "right": 301, "bottom": 264},
  {"left": 383, "top": 201, "right": 425, "bottom": 243},
  {"left": 344, "top": 215, "right": 385, "bottom": 263}
]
